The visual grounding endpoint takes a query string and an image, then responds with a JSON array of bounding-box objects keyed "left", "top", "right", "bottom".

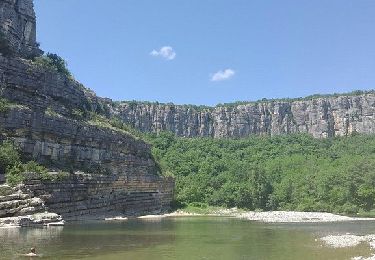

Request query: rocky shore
[
  {"left": 135, "top": 209, "right": 375, "bottom": 223},
  {"left": 236, "top": 211, "right": 374, "bottom": 223},
  {"left": 321, "top": 234, "right": 375, "bottom": 260},
  {"left": 0, "top": 212, "right": 64, "bottom": 228}
]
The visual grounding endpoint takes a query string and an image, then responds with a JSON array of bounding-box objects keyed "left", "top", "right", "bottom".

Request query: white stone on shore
[
  {"left": 321, "top": 234, "right": 368, "bottom": 248},
  {"left": 237, "top": 211, "right": 374, "bottom": 223},
  {"left": 321, "top": 234, "right": 375, "bottom": 260},
  {"left": 104, "top": 217, "right": 128, "bottom": 221},
  {"left": 137, "top": 215, "right": 166, "bottom": 219},
  {"left": 0, "top": 212, "right": 64, "bottom": 227}
]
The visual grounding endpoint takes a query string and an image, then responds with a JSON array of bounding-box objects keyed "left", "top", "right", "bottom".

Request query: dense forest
[{"left": 146, "top": 132, "right": 375, "bottom": 214}]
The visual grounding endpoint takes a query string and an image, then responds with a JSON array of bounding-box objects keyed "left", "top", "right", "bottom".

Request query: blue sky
[{"left": 34, "top": 0, "right": 375, "bottom": 106}]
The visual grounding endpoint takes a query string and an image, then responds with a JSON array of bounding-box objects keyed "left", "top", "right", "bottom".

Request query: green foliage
[
  {"left": 87, "top": 112, "right": 142, "bottom": 139},
  {"left": 33, "top": 53, "right": 72, "bottom": 79},
  {"left": 45, "top": 107, "right": 61, "bottom": 118},
  {"left": 71, "top": 108, "right": 85, "bottom": 120},
  {"left": 0, "top": 141, "right": 57, "bottom": 186},
  {"left": 147, "top": 133, "right": 375, "bottom": 214},
  {"left": 0, "top": 98, "right": 11, "bottom": 113},
  {"left": 219, "top": 90, "right": 375, "bottom": 107},
  {"left": 6, "top": 161, "right": 49, "bottom": 186},
  {"left": 0, "top": 141, "right": 20, "bottom": 175}
]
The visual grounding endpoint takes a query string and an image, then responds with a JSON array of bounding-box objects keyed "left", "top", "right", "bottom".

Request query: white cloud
[
  {"left": 150, "top": 46, "right": 176, "bottom": 60},
  {"left": 210, "top": 69, "right": 235, "bottom": 82}
]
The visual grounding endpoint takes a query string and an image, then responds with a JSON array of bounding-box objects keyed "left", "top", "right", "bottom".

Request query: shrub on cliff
[
  {"left": 0, "top": 98, "right": 11, "bottom": 113},
  {"left": 0, "top": 141, "right": 20, "bottom": 175},
  {"left": 0, "top": 141, "right": 54, "bottom": 185},
  {"left": 6, "top": 161, "right": 49, "bottom": 186},
  {"left": 33, "top": 53, "right": 72, "bottom": 79}
]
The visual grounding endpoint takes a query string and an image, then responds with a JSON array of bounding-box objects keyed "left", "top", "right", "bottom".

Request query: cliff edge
[{"left": 113, "top": 93, "right": 375, "bottom": 138}]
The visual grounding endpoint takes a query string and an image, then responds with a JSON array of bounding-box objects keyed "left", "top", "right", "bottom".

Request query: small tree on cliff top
[{"left": 33, "top": 53, "right": 72, "bottom": 79}]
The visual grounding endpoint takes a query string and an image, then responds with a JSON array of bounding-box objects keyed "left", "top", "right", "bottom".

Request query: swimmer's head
[{"left": 30, "top": 248, "right": 36, "bottom": 254}]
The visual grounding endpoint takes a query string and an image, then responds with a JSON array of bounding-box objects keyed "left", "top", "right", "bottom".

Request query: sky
[{"left": 34, "top": 0, "right": 375, "bottom": 106}]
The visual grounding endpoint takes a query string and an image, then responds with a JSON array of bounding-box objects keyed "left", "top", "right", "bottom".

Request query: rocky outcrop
[
  {"left": 0, "top": 54, "right": 174, "bottom": 217},
  {"left": 0, "top": 0, "right": 41, "bottom": 58},
  {"left": 0, "top": 184, "right": 63, "bottom": 227},
  {"left": 0, "top": 3, "right": 174, "bottom": 218},
  {"left": 113, "top": 94, "right": 375, "bottom": 138},
  {"left": 0, "top": 184, "right": 44, "bottom": 217},
  {"left": 23, "top": 174, "right": 173, "bottom": 220}
]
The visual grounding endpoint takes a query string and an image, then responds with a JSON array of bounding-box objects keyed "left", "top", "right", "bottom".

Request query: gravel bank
[
  {"left": 321, "top": 234, "right": 375, "bottom": 260},
  {"left": 236, "top": 211, "right": 375, "bottom": 223}
]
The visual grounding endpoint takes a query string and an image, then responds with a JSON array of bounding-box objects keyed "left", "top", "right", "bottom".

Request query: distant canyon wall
[{"left": 113, "top": 95, "right": 375, "bottom": 138}]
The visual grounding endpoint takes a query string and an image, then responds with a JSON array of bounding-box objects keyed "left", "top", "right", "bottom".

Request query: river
[{"left": 0, "top": 216, "right": 374, "bottom": 259}]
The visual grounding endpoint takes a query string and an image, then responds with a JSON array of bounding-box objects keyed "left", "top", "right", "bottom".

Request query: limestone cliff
[
  {"left": 113, "top": 94, "right": 375, "bottom": 138},
  {"left": 0, "top": 0, "right": 173, "bottom": 221},
  {"left": 0, "top": 0, "right": 41, "bottom": 58},
  {"left": 0, "top": 53, "right": 173, "bottom": 219}
]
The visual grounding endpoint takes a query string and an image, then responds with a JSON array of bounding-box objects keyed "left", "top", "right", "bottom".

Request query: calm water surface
[{"left": 0, "top": 217, "right": 374, "bottom": 259}]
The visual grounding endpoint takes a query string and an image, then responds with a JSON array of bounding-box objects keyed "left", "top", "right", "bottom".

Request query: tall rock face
[
  {"left": 0, "top": 0, "right": 41, "bottom": 58},
  {"left": 0, "top": 54, "right": 174, "bottom": 218},
  {"left": 0, "top": 0, "right": 173, "bottom": 219},
  {"left": 113, "top": 94, "right": 375, "bottom": 138}
]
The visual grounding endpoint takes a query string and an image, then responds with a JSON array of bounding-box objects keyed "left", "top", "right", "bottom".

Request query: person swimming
[{"left": 22, "top": 247, "right": 38, "bottom": 257}]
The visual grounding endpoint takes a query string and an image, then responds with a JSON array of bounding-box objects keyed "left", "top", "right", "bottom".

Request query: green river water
[{"left": 0, "top": 217, "right": 374, "bottom": 259}]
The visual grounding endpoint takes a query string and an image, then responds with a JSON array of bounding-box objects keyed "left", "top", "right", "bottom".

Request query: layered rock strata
[
  {"left": 0, "top": 54, "right": 174, "bottom": 217},
  {"left": 113, "top": 94, "right": 375, "bottom": 138},
  {"left": 0, "top": 184, "right": 63, "bottom": 227},
  {"left": 23, "top": 174, "right": 173, "bottom": 220}
]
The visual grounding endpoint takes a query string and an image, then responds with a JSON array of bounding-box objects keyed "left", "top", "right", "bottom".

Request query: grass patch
[
  {"left": 87, "top": 112, "right": 141, "bottom": 139},
  {"left": 0, "top": 98, "right": 11, "bottom": 113},
  {"left": 45, "top": 107, "right": 62, "bottom": 118}
]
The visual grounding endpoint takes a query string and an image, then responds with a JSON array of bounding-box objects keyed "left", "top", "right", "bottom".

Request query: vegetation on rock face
[
  {"left": 0, "top": 141, "right": 21, "bottom": 176},
  {"left": 0, "top": 98, "right": 11, "bottom": 113},
  {"left": 0, "top": 141, "right": 56, "bottom": 186},
  {"left": 33, "top": 53, "right": 72, "bottom": 79},
  {"left": 146, "top": 132, "right": 375, "bottom": 214},
  {"left": 87, "top": 112, "right": 142, "bottom": 139},
  {"left": 6, "top": 161, "right": 49, "bottom": 186}
]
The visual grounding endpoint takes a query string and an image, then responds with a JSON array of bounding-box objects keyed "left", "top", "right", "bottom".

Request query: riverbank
[
  {"left": 137, "top": 208, "right": 375, "bottom": 223},
  {"left": 236, "top": 211, "right": 375, "bottom": 223},
  {"left": 2, "top": 208, "right": 374, "bottom": 228},
  {"left": 0, "top": 213, "right": 64, "bottom": 228}
]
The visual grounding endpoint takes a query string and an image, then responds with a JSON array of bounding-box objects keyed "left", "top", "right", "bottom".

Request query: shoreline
[
  {"left": 136, "top": 209, "right": 375, "bottom": 223},
  {"left": 1, "top": 209, "right": 375, "bottom": 228}
]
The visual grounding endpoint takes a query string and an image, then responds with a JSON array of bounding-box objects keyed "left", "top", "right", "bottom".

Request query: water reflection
[{"left": 0, "top": 218, "right": 374, "bottom": 260}]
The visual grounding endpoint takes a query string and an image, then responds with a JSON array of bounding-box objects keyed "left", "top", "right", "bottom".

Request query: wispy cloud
[
  {"left": 210, "top": 69, "right": 235, "bottom": 82},
  {"left": 150, "top": 46, "right": 176, "bottom": 60}
]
